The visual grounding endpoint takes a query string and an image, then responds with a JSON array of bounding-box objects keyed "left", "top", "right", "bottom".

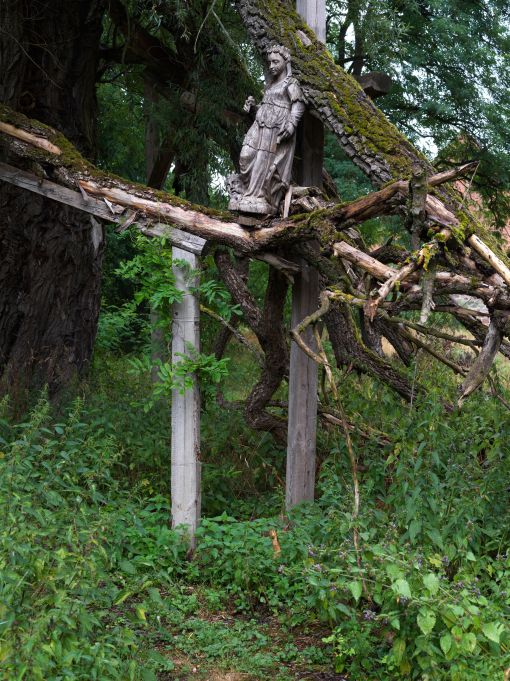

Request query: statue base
[
  {"left": 238, "top": 196, "right": 277, "bottom": 216},
  {"left": 236, "top": 213, "right": 265, "bottom": 228}
]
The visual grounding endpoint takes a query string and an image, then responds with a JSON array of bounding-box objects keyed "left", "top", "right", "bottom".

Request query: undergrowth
[{"left": 1, "top": 351, "right": 510, "bottom": 680}]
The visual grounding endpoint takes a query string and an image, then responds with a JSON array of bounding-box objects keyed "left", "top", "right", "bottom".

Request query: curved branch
[{"left": 215, "top": 252, "right": 289, "bottom": 442}]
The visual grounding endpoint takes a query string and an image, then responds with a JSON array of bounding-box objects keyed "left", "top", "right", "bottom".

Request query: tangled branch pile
[{"left": 1, "top": 0, "right": 509, "bottom": 439}]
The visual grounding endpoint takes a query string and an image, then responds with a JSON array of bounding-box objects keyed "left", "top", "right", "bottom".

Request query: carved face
[{"left": 268, "top": 52, "right": 286, "bottom": 78}]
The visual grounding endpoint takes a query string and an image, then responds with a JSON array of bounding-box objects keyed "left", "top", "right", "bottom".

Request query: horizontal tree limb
[
  {"left": 0, "top": 162, "right": 209, "bottom": 255},
  {"left": 0, "top": 105, "right": 484, "bottom": 256}
]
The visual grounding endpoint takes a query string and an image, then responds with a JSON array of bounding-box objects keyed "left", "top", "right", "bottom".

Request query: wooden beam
[
  {"left": 286, "top": 0, "right": 324, "bottom": 511},
  {"left": 171, "top": 249, "right": 201, "bottom": 545},
  {"left": 0, "top": 162, "right": 207, "bottom": 255}
]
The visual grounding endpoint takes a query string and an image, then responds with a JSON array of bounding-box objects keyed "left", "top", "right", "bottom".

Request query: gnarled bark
[
  {"left": 215, "top": 251, "right": 289, "bottom": 442},
  {"left": 0, "top": 0, "right": 104, "bottom": 398}
]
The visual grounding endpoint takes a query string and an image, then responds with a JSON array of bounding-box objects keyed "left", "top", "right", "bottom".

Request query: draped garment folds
[{"left": 238, "top": 76, "right": 305, "bottom": 214}]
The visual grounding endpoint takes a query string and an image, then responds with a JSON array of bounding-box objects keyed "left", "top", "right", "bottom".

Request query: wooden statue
[{"left": 228, "top": 45, "right": 305, "bottom": 218}]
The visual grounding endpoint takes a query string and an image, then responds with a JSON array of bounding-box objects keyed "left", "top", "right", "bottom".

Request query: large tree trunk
[{"left": 0, "top": 0, "right": 104, "bottom": 398}]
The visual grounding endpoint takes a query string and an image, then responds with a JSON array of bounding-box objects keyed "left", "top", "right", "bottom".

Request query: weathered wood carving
[{"left": 228, "top": 45, "right": 305, "bottom": 218}]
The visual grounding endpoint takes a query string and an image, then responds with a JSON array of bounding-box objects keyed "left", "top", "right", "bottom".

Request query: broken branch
[{"left": 458, "top": 318, "right": 504, "bottom": 407}]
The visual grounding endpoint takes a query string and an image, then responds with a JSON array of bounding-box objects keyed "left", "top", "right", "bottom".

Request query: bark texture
[
  {"left": 215, "top": 251, "right": 289, "bottom": 443},
  {"left": 0, "top": 0, "right": 508, "bottom": 424},
  {"left": 234, "top": 0, "right": 508, "bottom": 264},
  {"left": 0, "top": 0, "right": 105, "bottom": 397}
]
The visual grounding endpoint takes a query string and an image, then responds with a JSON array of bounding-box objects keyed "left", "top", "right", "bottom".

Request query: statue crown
[{"left": 266, "top": 44, "right": 291, "bottom": 62}]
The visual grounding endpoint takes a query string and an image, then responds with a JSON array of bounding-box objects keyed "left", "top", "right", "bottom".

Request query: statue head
[{"left": 266, "top": 44, "right": 292, "bottom": 78}]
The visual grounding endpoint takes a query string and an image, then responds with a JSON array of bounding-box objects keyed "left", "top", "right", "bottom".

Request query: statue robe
[{"left": 238, "top": 76, "right": 305, "bottom": 215}]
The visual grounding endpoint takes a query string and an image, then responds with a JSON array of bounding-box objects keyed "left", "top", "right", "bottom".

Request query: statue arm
[
  {"left": 289, "top": 99, "right": 306, "bottom": 127},
  {"left": 287, "top": 79, "right": 306, "bottom": 127},
  {"left": 277, "top": 81, "right": 306, "bottom": 143}
]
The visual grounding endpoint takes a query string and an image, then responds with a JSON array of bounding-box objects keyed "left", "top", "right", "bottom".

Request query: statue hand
[
  {"left": 243, "top": 96, "right": 256, "bottom": 113},
  {"left": 277, "top": 122, "right": 295, "bottom": 143}
]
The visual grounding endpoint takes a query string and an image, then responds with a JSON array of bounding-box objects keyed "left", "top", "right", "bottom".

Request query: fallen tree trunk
[
  {"left": 1, "top": 105, "right": 509, "bottom": 414},
  {"left": 0, "top": 106, "right": 479, "bottom": 254},
  {"left": 235, "top": 0, "right": 509, "bottom": 265}
]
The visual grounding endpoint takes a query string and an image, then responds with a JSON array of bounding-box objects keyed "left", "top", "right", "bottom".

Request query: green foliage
[
  {"left": 97, "top": 81, "right": 147, "bottom": 184},
  {"left": 114, "top": 233, "right": 181, "bottom": 314},
  {"left": 96, "top": 232, "right": 237, "bottom": 405},
  {"left": 327, "top": 0, "right": 510, "bottom": 224},
  {"left": 3, "top": 351, "right": 510, "bottom": 679},
  {"left": 128, "top": 346, "right": 229, "bottom": 409},
  {"left": 0, "top": 396, "right": 187, "bottom": 679}
]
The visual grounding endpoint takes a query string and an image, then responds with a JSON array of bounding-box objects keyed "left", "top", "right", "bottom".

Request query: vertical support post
[
  {"left": 296, "top": 0, "right": 326, "bottom": 42},
  {"left": 286, "top": 0, "right": 325, "bottom": 511},
  {"left": 171, "top": 248, "right": 201, "bottom": 545},
  {"left": 143, "top": 79, "right": 202, "bottom": 545},
  {"left": 286, "top": 262, "right": 320, "bottom": 507}
]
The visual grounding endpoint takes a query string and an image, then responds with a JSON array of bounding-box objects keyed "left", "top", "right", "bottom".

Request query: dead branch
[
  {"left": 0, "top": 105, "right": 484, "bottom": 257},
  {"left": 0, "top": 122, "right": 62, "bottom": 155},
  {"left": 458, "top": 318, "right": 504, "bottom": 407},
  {"left": 419, "top": 269, "right": 436, "bottom": 324},
  {"left": 408, "top": 166, "right": 428, "bottom": 249},
  {"left": 384, "top": 316, "right": 480, "bottom": 349},
  {"left": 399, "top": 327, "right": 467, "bottom": 376},
  {"left": 326, "top": 302, "right": 417, "bottom": 401},
  {"left": 364, "top": 258, "right": 419, "bottom": 322},
  {"left": 334, "top": 241, "right": 393, "bottom": 280},
  {"left": 364, "top": 228, "right": 452, "bottom": 321},
  {"left": 468, "top": 235, "right": 510, "bottom": 288}
]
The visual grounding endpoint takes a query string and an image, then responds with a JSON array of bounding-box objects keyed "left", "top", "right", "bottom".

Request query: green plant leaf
[
  {"left": 392, "top": 637, "right": 406, "bottom": 664},
  {"left": 423, "top": 572, "right": 439, "bottom": 596},
  {"left": 482, "top": 621, "right": 504, "bottom": 644},
  {"left": 348, "top": 580, "right": 362, "bottom": 602},
  {"left": 440, "top": 633, "right": 452, "bottom": 655},
  {"left": 408, "top": 519, "right": 422, "bottom": 543},
  {"left": 135, "top": 605, "right": 147, "bottom": 623},
  {"left": 114, "top": 589, "right": 133, "bottom": 605},
  {"left": 417, "top": 608, "right": 436, "bottom": 635},
  {"left": 461, "top": 632, "right": 477, "bottom": 653},
  {"left": 393, "top": 578, "right": 411, "bottom": 600},
  {"left": 119, "top": 559, "right": 137, "bottom": 575},
  {"left": 426, "top": 528, "right": 444, "bottom": 549}
]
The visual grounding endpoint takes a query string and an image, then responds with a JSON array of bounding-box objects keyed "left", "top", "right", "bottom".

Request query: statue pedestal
[{"left": 236, "top": 213, "right": 265, "bottom": 228}]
